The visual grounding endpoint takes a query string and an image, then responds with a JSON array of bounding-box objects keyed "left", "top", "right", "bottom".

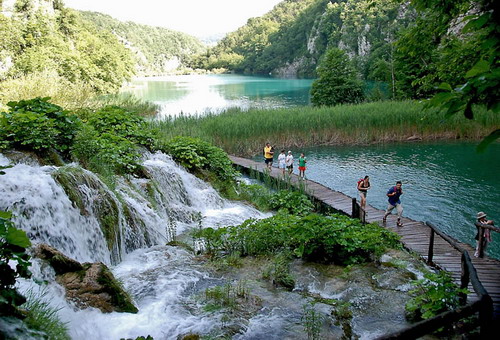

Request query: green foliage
[
  {"left": 269, "top": 190, "right": 314, "bottom": 216},
  {"left": 194, "top": 213, "right": 400, "bottom": 265},
  {"left": 311, "top": 48, "right": 365, "bottom": 106},
  {"left": 0, "top": 209, "right": 32, "bottom": 317},
  {"left": 301, "top": 302, "right": 324, "bottom": 340},
  {"left": 22, "top": 288, "right": 70, "bottom": 340},
  {"left": 203, "top": 281, "right": 249, "bottom": 312},
  {"left": 0, "top": 97, "right": 81, "bottom": 153},
  {"left": 0, "top": 3, "right": 135, "bottom": 93},
  {"left": 401, "top": 0, "right": 500, "bottom": 149},
  {"left": 159, "top": 136, "right": 238, "bottom": 181},
  {"left": 72, "top": 105, "right": 156, "bottom": 174},
  {"left": 262, "top": 252, "right": 295, "bottom": 290},
  {"left": 79, "top": 11, "right": 205, "bottom": 76},
  {"left": 405, "top": 271, "right": 468, "bottom": 321},
  {"left": 153, "top": 101, "right": 499, "bottom": 156}
]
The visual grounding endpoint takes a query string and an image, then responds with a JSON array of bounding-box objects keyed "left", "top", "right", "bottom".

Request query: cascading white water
[
  {"left": 0, "top": 155, "right": 111, "bottom": 264},
  {"left": 1, "top": 151, "right": 269, "bottom": 339}
]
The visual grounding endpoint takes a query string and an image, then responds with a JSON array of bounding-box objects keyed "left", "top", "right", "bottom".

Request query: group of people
[
  {"left": 263, "top": 142, "right": 494, "bottom": 257},
  {"left": 264, "top": 143, "right": 307, "bottom": 179}
]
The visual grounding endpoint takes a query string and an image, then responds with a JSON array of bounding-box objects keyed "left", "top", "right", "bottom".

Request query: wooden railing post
[
  {"left": 479, "top": 294, "right": 493, "bottom": 338},
  {"left": 427, "top": 227, "right": 435, "bottom": 265},
  {"left": 459, "top": 252, "right": 469, "bottom": 305},
  {"left": 351, "top": 198, "right": 359, "bottom": 218}
]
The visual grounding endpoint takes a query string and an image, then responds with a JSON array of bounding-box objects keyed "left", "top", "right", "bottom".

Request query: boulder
[{"left": 34, "top": 244, "right": 138, "bottom": 313}]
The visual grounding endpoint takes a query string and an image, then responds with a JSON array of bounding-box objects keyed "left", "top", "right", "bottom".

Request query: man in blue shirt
[{"left": 383, "top": 181, "right": 404, "bottom": 227}]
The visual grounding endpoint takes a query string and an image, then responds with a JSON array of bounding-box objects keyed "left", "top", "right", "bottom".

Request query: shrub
[
  {"left": 194, "top": 213, "right": 400, "bottom": 265},
  {"left": 0, "top": 209, "right": 32, "bottom": 317},
  {"left": 269, "top": 190, "right": 314, "bottom": 216},
  {"left": 405, "top": 271, "right": 468, "bottom": 321},
  {"left": 160, "top": 136, "right": 238, "bottom": 181},
  {"left": 0, "top": 97, "right": 80, "bottom": 153}
]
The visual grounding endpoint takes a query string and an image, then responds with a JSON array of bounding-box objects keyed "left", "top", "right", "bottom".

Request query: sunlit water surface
[{"left": 121, "top": 74, "right": 314, "bottom": 117}]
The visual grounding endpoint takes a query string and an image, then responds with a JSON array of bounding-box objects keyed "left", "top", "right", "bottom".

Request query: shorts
[
  {"left": 359, "top": 190, "right": 367, "bottom": 198},
  {"left": 298, "top": 166, "right": 306, "bottom": 171},
  {"left": 279, "top": 163, "right": 286, "bottom": 169},
  {"left": 286, "top": 165, "right": 293, "bottom": 170},
  {"left": 265, "top": 158, "right": 273, "bottom": 164}
]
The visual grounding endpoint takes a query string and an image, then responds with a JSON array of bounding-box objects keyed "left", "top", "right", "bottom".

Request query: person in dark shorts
[
  {"left": 383, "top": 181, "right": 404, "bottom": 227},
  {"left": 263, "top": 143, "right": 274, "bottom": 171},
  {"left": 357, "top": 175, "right": 370, "bottom": 210}
]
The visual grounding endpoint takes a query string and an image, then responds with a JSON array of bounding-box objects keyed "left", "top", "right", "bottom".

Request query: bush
[
  {"left": 194, "top": 213, "right": 400, "bottom": 265},
  {"left": 0, "top": 209, "right": 32, "bottom": 317},
  {"left": 160, "top": 136, "right": 238, "bottom": 181},
  {"left": 0, "top": 97, "right": 81, "bottom": 153},
  {"left": 72, "top": 106, "right": 156, "bottom": 174},
  {"left": 269, "top": 190, "right": 314, "bottom": 216},
  {"left": 405, "top": 271, "right": 468, "bottom": 321}
]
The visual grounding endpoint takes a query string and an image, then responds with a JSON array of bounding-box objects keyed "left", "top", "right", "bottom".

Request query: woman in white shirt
[
  {"left": 285, "top": 150, "right": 294, "bottom": 175},
  {"left": 278, "top": 150, "right": 286, "bottom": 176}
]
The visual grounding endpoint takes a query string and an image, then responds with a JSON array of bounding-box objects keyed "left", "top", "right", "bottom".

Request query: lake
[
  {"left": 286, "top": 142, "right": 500, "bottom": 259},
  {"left": 121, "top": 74, "right": 314, "bottom": 117},
  {"left": 124, "top": 74, "right": 499, "bottom": 259}
]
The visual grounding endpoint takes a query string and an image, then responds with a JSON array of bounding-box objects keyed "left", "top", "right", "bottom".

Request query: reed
[{"left": 150, "top": 101, "right": 499, "bottom": 156}]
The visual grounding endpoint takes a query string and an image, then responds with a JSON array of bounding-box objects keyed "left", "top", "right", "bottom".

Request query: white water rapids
[{"left": 0, "top": 152, "right": 270, "bottom": 339}]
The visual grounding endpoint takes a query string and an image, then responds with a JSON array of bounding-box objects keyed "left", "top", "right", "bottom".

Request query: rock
[
  {"left": 34, "top": 244, "right": 83, "bottom": 275},
  {"left": 34, "top": 244, "right": 138, "bottom": 314}
]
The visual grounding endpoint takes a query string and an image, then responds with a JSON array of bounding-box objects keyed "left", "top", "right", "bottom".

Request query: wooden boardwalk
[{"left": 230, "top": 155, "right": 500, "bottom": 322}]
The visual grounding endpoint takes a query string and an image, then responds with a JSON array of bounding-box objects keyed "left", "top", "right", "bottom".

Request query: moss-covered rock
[
  {"left": 34, "top": 244, "right": 138, "bottom": 314},
  {"left": 34, "top": 244, "right": 83, "bottom": 275},
  {"left": 52, "top": 166, "right": 121, "bottom": 254}
]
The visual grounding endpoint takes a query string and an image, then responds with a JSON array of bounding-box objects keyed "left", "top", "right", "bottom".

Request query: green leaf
[
  {"left": 465, "top": 60, "right": 490, "bottom": 78},
  {"left": 6, "top": 227, "right": 31, "bottom": 248},
  {"left": 437, "top": 83, "right": 452, "bottom": 91},
  {"left": 0, "top": 211, "right": 13, "bottom": 219},
  {"left": 477, "top": 129, "right": 500, "bottom": 153}
]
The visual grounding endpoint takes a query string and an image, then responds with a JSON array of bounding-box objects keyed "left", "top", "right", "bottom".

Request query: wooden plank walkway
[{"left": 230, "top": 155, "right": 500, "bottom": 322}]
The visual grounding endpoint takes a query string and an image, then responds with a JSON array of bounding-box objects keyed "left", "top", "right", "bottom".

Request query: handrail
[{"left": 378, "top": 222, "right": 493, "bottom": 339}]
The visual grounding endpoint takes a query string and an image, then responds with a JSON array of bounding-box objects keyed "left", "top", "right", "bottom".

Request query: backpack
[{"left": 357, "top": 178, "right": 364, "bottom": 188}]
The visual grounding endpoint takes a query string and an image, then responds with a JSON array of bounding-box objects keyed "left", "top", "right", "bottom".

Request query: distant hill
[
  {"left": 79, "top": 11, "right": 206, "bottom": 76},
  {"left": 198, "top": 0, "right": 411, "bottom": 79}
]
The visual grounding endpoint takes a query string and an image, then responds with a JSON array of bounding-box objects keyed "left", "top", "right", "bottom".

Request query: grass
[
  {"left": 149, "top": 100, "right": 500, "bottom": 156},
  {"left": 0, "top": 70, "right": 158, "bottom": 115},
  {"left": 21, "top": 288, "right": 71, "bottom": 340}
]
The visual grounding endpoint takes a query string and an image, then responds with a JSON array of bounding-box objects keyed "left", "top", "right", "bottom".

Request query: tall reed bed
[{"left": 150, "top": 101, "right": 499, "bottom": 156}]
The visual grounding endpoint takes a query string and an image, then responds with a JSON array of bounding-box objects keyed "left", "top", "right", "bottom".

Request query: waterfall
[{"left": 0, "top": 151, "right": 269, "bottom": 339}]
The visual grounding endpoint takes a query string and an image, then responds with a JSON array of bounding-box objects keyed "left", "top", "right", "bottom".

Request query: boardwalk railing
[
  {"left": 379, "top": 222, "right": 493, "bottom": 339},
  {"left": 474, "top": 222, "right": 500, "bottom": 258},
  {"left": 351, "top": 198, "right": 366, "bottom": 224}
]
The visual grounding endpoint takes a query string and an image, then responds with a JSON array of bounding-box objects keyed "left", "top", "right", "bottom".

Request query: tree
[
  {"left": 400, "top": 0, "right": 499, "bottom": 150},
  {"left": 310, "top": 48, "right": 364, "bottom": 106}
]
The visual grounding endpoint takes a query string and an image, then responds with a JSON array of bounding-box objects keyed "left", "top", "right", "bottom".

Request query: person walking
[
  {"left": 285, "top": 150, "right": 294, "bottom": 175},
  {"left": 357, "top": 175, "right": 370, "bottom": 210},
  {"left": 383, "top": 181, "right": 404, "bottom": 227},
  {"left": 474, "top": 211, "right": 494, "bottom": 257},
  {"left": 277, "top": 150, "right": 286, "bottom": 176},
  {"left": 263, "top": 143, "right": 274, "bottom": 171},
  {"left": 298, "top": 153, "right": 307, "bottom": 179}
]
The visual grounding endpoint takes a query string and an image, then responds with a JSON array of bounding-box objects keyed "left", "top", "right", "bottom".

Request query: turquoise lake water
[
  {"left": 122, "top": 74, "right": 314, "bottom": 117},
  {"left": 123, "top": 74, "right": 499, "bottom": 259}
]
